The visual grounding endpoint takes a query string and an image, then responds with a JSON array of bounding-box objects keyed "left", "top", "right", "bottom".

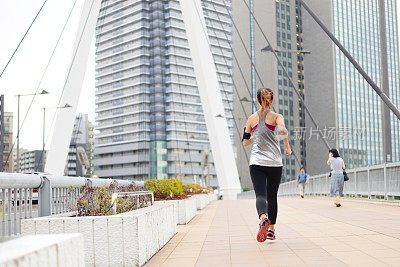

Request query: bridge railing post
[
  {"left": 367, "top": 166, "right": 371, "bottom": 199},
  {"left": 38, "top": 176, "right": 52, "bottom": 217},
  {"left": 354, "top": 169, "right": 357, "bottom": 197},
  {"left": 325, "top": 174, "right": 329, "bottom": 196},
  {"left": 383, "top": 163, "right": 387, "bottom": 200}
]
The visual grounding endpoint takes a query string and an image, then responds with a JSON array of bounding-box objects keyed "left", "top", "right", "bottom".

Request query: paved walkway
[{"left": 145, "top": 198, "right": 400, "bottom": 266}]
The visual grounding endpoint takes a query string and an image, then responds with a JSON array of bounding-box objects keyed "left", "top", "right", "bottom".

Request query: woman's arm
[
  {"left": 276, "top": 114, "right": 292, "bottom": 155},
  {"left": 242, "top": 117, "right": 253, "bottom": 146},
  {"left": 342, "top": 159, "right": 346, "bottom": 170},
  {"left": 327, "top": 153, "right": 333, "bottom": 165}
]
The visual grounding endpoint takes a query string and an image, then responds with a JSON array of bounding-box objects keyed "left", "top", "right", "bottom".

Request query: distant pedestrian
[
  {"left": 297, "top": 167, "right": 309, "bottom": 198},
  {"left": 327, "top": 148, "right": 345, "bottom": 207},
  {"left": 242, "top": 87, "right": 292, "bottom": 242}
]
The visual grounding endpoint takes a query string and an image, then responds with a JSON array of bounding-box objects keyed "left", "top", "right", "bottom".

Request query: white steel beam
[
  {"left": 45, "top": 0, "right": 102, "bottom": 175},
  {"left": 179, "top": 0, "right": 242, "bottom": 199}
]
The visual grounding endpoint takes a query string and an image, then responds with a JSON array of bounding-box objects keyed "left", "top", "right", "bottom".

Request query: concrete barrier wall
[
  {"left": 195, "top": 194, "right": 210, "bottom": 210},
  {"left": 21, "top": 203, "right": 176, "bottom": 267},
  {"left": 0, "top": 234, "right": 84, "bottom": 267},
  {"left": 157, "top": 196, "right": 197, "bottom": 225},
  {"left": 208, "top": 193, "right": 217, "bottom": 202}
]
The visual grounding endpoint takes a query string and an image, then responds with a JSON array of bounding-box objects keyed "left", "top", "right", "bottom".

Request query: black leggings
[{"left": 250, "top": 165, "right": 282, "bottom": 224}]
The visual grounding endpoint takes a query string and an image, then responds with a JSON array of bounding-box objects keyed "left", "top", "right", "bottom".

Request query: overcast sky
[
  {"left": 0, "top": 0, "right": 95, "bottom": 151},
  {"left": 1, "top": 0, "right": 400, "bottom": 151}
]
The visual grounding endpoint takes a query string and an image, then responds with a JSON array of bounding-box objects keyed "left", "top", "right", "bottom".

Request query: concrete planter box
[
  {"left": 194, "top": 194, "right": 210, "bottom": 210},
  {"left": 157, "top": 196, "right": 197, "bottom": 225},
  {"left": 21, "top": 203, "right": 176, "bottom": 267},
  {"left": 208, "top": 193, "right": 217, "bottom": 202},
  {"left": 0, "top": 234, "right": 84, "bottom": 267}
]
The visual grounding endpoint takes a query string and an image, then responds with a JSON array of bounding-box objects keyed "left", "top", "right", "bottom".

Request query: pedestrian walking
[
  {"left": 242, "top": 87, "right": 292, "bottom": 242},
  {"left": 297, "top": 167, "right": 309, "bottom": 198},
  {"left": 327, "top": 148, "right": 345, "bottom": 207}
]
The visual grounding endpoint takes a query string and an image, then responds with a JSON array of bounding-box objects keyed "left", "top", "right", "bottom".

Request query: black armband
[{"left": 242, "top": 127, "right": 251, "bottom": 141}]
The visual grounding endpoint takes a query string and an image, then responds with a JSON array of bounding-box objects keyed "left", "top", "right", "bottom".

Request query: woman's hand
[
  {"left": 284, "top": 145, "right": 292, "bottom": 156},
  {"left": 275, "top": 114, "right": 291, "bottom": 156}
]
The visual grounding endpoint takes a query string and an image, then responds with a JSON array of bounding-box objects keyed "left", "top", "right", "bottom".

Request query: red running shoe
[{"left": 256, "top": 218, "right": 270, "bottom": 242}]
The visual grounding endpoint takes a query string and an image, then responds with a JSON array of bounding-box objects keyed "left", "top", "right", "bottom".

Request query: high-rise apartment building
[
  {"left": 18, "top": 150, "right": 46, "bottom": 173},
  {"left": 2, "top": 112, "right": 14, "bottom": 173},
  {"left": 65, "top": 114, "right": 94, "bottom": 177},
  {"left": 232, "top": 0, "right": 302, "bottom": 185},
  {"left": 0, "top": 95, "right": 4, "bottom": 172},
  {"left": 302, "top": 0, "right": 400, "bottom": 174},
  {"left": 94, "top": 0, "right": 234, "bottom": 183}
]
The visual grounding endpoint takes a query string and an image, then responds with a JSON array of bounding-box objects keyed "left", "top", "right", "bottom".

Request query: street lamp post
[
  {"left": 15, "top": 90, "right": 49, "bottom": 173},
  {"left": 40, "top": 104, "right": 71, "bottom": 172},
  {"left": 261, "top": 44, "right": 311, "bottom": 55}
]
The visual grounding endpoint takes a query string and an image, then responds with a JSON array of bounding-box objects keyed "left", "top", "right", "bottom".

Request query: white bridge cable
[
  {"left": 3, "top": 0, "right": 79, "bottom": 169},
  {"left": 39, "top": 0, "right": 108, "bottom": 174},
  {"left": 42, "top": 0, "right": 98, "bottom": 158},
  {"left": 0, "top": 0, "right": 49, "bottom": 78},
  {"left": 42, "top": 0, "right": 108, "bottom": 164}
]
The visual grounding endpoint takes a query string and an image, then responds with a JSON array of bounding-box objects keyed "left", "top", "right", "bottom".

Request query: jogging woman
[{"left": 242, "top": 87, "right": 292, "bottom": 242}]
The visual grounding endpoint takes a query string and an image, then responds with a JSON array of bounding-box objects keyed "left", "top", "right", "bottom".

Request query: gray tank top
[{"left": 249, "top": 111, "right": 283, "bottom": 167}]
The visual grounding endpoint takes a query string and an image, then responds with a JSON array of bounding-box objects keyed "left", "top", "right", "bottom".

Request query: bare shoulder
[
  {"left": 249, "top": 112, "right": 259, "bottom": 121},
  {"left": 245, "top": 112, "right": 259, "bottom": 126},
  {"left": 271, "top": 111, "right": 283, "bottom": 120}
]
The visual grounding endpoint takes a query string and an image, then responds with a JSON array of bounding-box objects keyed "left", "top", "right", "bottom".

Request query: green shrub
[
  {"left": 77, "top": 183, "right": 148, "bottom": 216},
  {"left": 115, "top": 194, "right": 152, "bottom": 214},
  {"left": 183, "top": 183, "right": 208, "bottom": 194},
  {"left": 145, "top": 179, "right": 186, "bottom": 200}
]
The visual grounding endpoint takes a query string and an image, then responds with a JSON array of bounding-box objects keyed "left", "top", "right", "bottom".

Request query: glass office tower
[
  {"left": 332, "top": 0, "right": 400, "bottom": 167},
  {"left": 94, "top": 0, "right": 234, "bottom": 182}
]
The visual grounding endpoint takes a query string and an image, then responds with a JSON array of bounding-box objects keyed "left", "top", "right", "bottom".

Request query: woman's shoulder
[
  {"left": 270, "top": 110, "right": 283, "bottom": 119},
  {"left": 249, "top": 112, "right": 259, "bottom": 120},
  {"left": 246, "top": 112, "right": 259, "bottom": 125},
  {"left": 251, "top": 111, "right": 259, "bottom": 117}
]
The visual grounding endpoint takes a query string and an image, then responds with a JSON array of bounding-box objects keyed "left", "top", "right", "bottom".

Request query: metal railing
[
  {"left": 0, "top": 173, "right": 144, "bottom": 236},
  {"left": 278, "top": 162, "right": 400, "bottom": 199}
]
